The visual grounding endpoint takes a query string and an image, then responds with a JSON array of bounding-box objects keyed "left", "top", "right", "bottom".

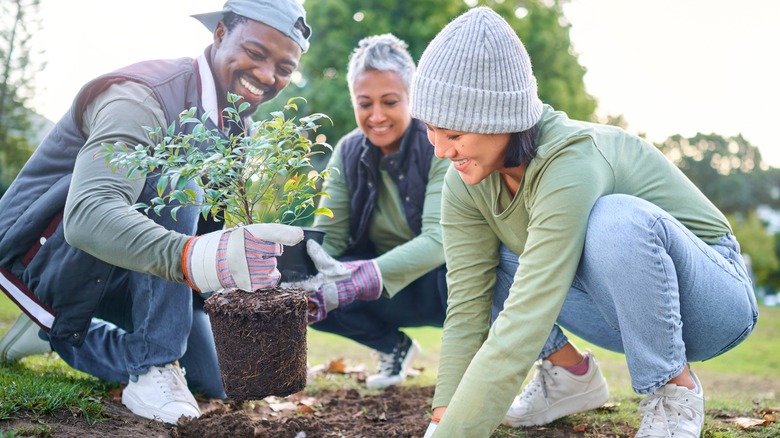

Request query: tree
[
  {"left": 271, "top": 0, "right": 596, "bottom": 157},
  {"left": 727, "top": 212, "right": 779, "bottom": 290},
  {"left": 656, "top": 132, "right": 780, "bottom": 215},
  {"left": 492, "top": 0, "right": 596, "bottom": 121},
  {"left": 0, "top": 0, "right": 44, "bottom": 196},
  {"left": 764, "top": 232, "right": 780, "bottom": 293}
]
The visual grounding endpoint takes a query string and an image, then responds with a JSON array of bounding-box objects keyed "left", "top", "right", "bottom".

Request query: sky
[{"left": 29, "top": 0, "right": 780, "bottom": 166}]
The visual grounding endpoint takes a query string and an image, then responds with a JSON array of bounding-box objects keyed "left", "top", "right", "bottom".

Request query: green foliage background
[
  {"left": 271, "top": 0, "right": 596, "bottom": 152},
  {"left": 3, "top": 0, "right": 780, "bottom": 294},
  {"left": 0, "top": 0, "right": 44, "bottom": 196}
]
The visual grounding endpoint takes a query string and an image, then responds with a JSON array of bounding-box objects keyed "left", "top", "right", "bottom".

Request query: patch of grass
[
  {"left": 0, "top": 357, "right": 112, "bottom": 424},
  {"left": 0, "top": 423, "right": 55, "bottom": 437},
  {"left": 0, "top": 296, "right": 115, "bottom": 425}
]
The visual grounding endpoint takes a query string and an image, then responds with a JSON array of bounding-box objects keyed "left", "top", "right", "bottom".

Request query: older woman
[{"left": 303, "top": 34, "right": 450, "bottom": 389}]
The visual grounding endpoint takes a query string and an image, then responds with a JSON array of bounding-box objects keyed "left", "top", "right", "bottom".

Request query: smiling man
[{"left": 0, "top": 0, "right": 310, "bottom": 425}]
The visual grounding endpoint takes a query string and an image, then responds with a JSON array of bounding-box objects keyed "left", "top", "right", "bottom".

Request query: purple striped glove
[
  {"left": 182, "top": 224, "right": 303, "bottom": 293},
  {"left": 306, "top": 260, "right": 382, "bottom": 323},
  {"left": 282, "top": 240, "right": 383, "bottom": 323}
]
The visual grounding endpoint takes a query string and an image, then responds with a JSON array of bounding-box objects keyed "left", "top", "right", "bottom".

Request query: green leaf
[
  {"left": 313, "top": 207, "right": 334, "bottom": 219},
  {"left": 156, "top": 175, "right": 169, "bottom": 197}
]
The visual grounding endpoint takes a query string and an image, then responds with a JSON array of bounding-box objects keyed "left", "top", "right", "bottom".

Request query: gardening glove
[
  {"left": 282, "top": 239, "right": 383, "bottom": 323},
  {"left": 423, "top": 420, "right": 438, "bottom": 438},
  {"left": 182, "top": 223, "right": 303, "bottom": 293}
]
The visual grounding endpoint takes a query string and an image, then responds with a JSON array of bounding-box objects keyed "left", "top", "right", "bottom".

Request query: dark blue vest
[
  {"left": 0, "top": 58, "right": 223, "bottom": 345},
  {"left": 337, "top": 119, "right": 434, "bottom": 255}
]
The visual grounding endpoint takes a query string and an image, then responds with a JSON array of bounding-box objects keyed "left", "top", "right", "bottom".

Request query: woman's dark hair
[
  {"left": 504, "top": 124, "right": 539, "bottom": 168},
  {"left": 222, "top": 12, "right": 247, "bottom": 31}
]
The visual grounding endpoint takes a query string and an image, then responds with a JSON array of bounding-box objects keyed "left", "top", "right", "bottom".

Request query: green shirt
[
  {"left": 432, "top": 105, "right": 731, "bottom": 437},
  {"left": 313, "top": 141, "right": 450, "bottom": 296}
]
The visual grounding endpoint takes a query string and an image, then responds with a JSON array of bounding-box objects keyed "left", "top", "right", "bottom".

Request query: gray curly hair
[{"left": 346, "top": 33, "right": 416, "bottom": 99}]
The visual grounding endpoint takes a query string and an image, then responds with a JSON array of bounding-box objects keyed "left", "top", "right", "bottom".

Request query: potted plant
[{"left": 100, "top": 95, "right": 335, "bottom": 402}]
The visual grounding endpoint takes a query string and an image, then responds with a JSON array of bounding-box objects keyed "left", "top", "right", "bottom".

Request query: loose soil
[
  {"left": 204, "top": 288, "right": 308, "bottom": 402},
  {"left": 2, "top": 373, "right": 777, "bottom": 437}
]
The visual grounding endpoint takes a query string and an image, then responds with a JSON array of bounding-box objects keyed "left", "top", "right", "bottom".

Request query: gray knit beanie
[{"left": 410, "top": 7, "right": 542, "bottom": 134}]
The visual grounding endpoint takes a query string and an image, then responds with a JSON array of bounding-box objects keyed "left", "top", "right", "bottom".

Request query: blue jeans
[
  {"left": 47, "top": 201, "right": 225, "bottom": 399},
  {"left": 493, "top": 195, "right": 757, "bottom": 394}
]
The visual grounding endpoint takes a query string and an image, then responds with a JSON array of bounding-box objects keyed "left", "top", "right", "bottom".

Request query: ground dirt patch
[
  {"left": 3, "top": 384, "right": 632, "bottom": 437},
  {"left": 2, "top": 376, "right": 777, "bottom": 437}
]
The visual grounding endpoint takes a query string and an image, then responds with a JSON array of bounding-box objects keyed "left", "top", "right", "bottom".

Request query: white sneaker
[
  {"left": 121, "top": 363, "right": 201, "bottom": 424},
  {"left": 365, "top": 334, "right": 420, "bottom": 389},
  {"left": 503, "top": 352, "right": 609, "bottom": 427},
  {"left": 635, "top": 371, "right": 705, "bottom": 438},
  {"left": 0, "top": 313, "right": 52, "bottom": 363}
]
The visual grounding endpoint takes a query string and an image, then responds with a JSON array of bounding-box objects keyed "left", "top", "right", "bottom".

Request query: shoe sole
[
  {"left": 503, "top": 381, "right": 610, "bottom": 427},
  {"left": 0, "top": 315, "right": 35, "bottom": 363},
  {"left": 121, "top": 390, "right": 198, "bottom": 424}
]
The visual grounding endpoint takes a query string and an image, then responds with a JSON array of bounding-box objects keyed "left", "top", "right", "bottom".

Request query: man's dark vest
[
  {"left": 0, "top": 58, "right": 222, "bottom": 346},
  {"left": 338, "top": 119, "right": 434, "bottom": 255}
]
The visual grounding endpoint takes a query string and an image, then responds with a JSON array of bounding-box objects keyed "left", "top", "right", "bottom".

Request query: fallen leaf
[
  {"left": 268, "top": 401, "right": 298, "bottom": 412},
  {"left": 726, "top": 417, "right": 769, "bottom": 429},
  {"left": 297, "top": 405, "right": 315, "bottom": 415},
  {"left": 598, "top": 402, "right": 620, "bottom": 411},
  {"left": 572, "top": 423, "right": 588, "bottom": 433},
  {"left": 307, "top": 363, "right": 326, "bottom": 376},
  {"left": 327, "top": 358, "right": 347, "bottom": 373},
  {"left": 108, "top": 387, "right": 123, "bottom": 401}
]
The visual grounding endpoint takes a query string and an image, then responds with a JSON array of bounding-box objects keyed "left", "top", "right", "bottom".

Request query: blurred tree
[
  {"left": 764, "top": 232, "right": 780, "bottom": 293},
  {"left": 727, "top": 212, "right": 779, "bottom": 289},
  {"left": 656, "top": 133, "right": 780, "bottom": 215},
  {"left": 270, "top": 0, "right": 596, "bottom": 154},
  {"left": 493, "top": 0, "right": 596, "bottom": 121},
  {"left": 0, "top": 0, "right": 44, "bottom": 196}
]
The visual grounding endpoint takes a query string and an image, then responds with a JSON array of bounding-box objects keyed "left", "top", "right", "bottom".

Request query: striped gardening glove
[
  {"left": 182, "top": 224, "right": 303, "bottom": 293},
  {"left": 282, "top": 239, "right": 383, "bottom": 323}
]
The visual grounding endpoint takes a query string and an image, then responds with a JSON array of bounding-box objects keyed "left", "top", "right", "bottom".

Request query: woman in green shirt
[
  {"left": 412, "top": 8, "right": 757, "bottom": 438},
  {"left": 299, "top": 34, "right": 452, "bottom": 390}
]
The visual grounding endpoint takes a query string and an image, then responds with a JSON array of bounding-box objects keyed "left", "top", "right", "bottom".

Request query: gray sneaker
[
  {"left": 635, "top": 371, "right": 705, "bottom": 438},
  {"left": 365, "top": 334, "right": 420, "bottom": 389},
  {"left": 503, "top": 352, "right": 609, "bottom": 427},
  {"left": 0, "top": 313, "right": 52, "bottom": 363}
]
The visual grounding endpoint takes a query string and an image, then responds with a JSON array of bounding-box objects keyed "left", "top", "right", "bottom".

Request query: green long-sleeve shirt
[
  {"left": 432, "top": 105, "right": 731, "bottom": 437},
  {"left": 313, "top": 139, "right": 450, "bottom": 296}
]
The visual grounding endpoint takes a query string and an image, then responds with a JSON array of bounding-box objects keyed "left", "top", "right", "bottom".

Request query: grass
[
  {"left": 2, "top": 292, "right": 779, "bottom": 437},
  {"left": 0, "top": 360, "right": 110, "bottom": 424}
]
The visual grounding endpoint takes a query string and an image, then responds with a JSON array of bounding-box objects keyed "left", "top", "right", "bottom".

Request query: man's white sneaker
[
  {"left": 0, "top": 313, "right": 52, "bottom": 363},
  {"left": 121, "top": 363, "right": 201, "bottom": 424},
  {"left": 366, "top": 334, "right": 420, "bottom": 389},
  {"left": 635, "top": 371, "right": 705, "bottom": 438},
  {"left": 503, "top": 352, "right": 609, "bottom": 427}
]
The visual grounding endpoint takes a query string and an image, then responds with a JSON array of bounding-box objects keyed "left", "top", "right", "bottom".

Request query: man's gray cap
[{"left": 192, "top": 0, "right": 311, "bottom": 52}]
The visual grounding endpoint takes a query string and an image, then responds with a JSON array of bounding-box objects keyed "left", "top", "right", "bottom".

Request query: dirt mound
[{"left": 176, "top": 385, "right": 433, "bottom": 438}]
